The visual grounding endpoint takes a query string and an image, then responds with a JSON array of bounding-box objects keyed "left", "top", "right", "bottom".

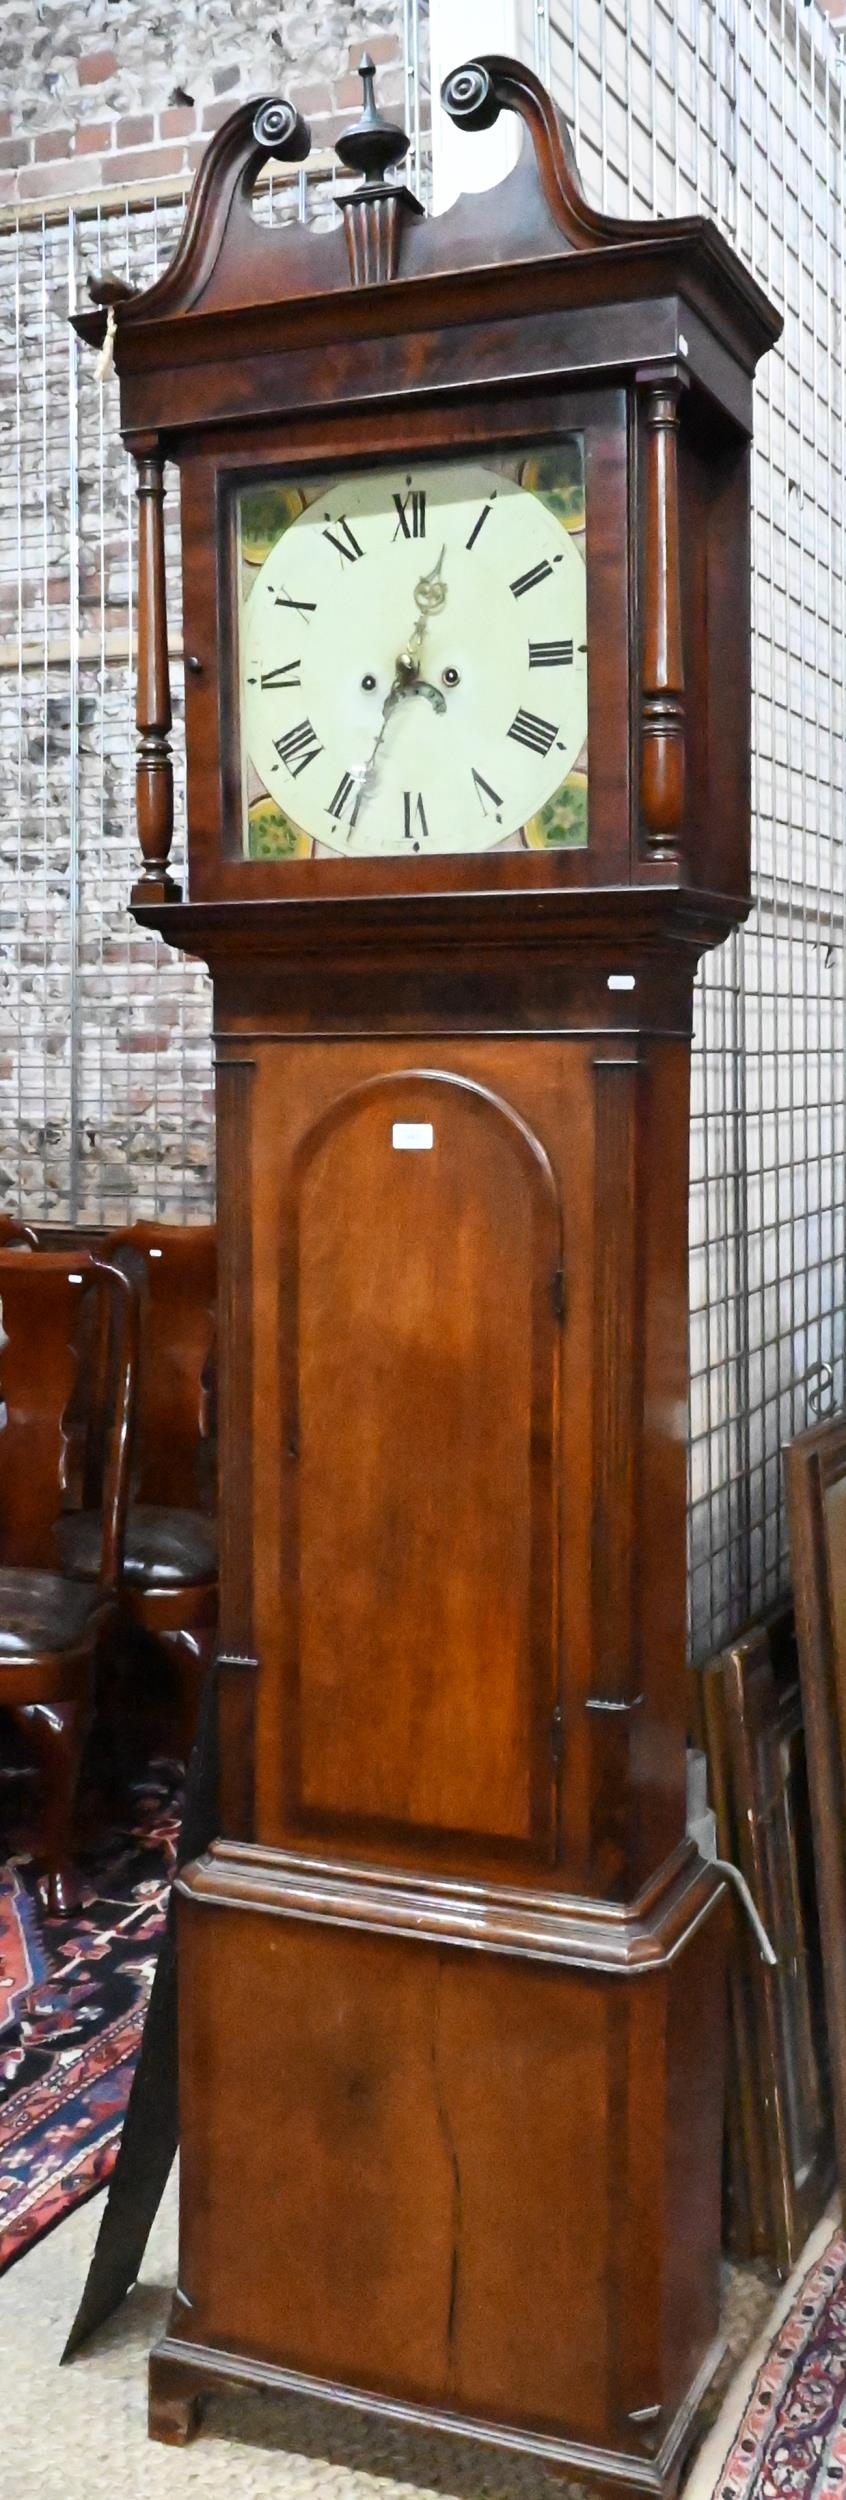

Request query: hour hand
[
  {"left": 395, "top": 546, "right": 449, "bottom": 683},
  {"left": 413, "top": 544, "right": 448, "bottom": 618}
]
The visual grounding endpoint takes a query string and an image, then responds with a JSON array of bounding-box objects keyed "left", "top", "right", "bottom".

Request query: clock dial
[{"left": 238, "top": 446, "right": 588, "bottom": 860}]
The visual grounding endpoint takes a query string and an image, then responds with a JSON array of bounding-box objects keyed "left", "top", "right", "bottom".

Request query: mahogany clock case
[{"left": 73, "top": 53, "right": 781, "bottom": 2497}]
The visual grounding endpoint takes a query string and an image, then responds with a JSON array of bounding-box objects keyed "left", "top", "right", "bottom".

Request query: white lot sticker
[{"left": 392, "top": 1123, "right": 434, "bottom": 1151}]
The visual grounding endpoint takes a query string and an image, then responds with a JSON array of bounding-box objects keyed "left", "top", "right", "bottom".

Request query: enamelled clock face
[{"left": 237, "top": 443, "right": 589, "bottom": 861}]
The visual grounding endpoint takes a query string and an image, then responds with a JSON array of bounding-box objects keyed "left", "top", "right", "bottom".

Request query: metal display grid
[
  {"left": 534, "top": 0, "right": 845, "bottom": 1655},
  {"left": 0, "top": 166, "right": 340, "bottom": 1232},
  {"left": 0, "top": 192, "right": 207, "bottom": 1227},
  {"left": 0, "top": 0, "right": 843, "bottom": 1658}
]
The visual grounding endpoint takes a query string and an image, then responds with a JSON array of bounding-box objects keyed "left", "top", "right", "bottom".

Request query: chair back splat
[
  {"left": 105, "top": 1224, "right": 216, "bottom": 1512},
  {"left": 0, "top": 1250, "right": 138, "bottom": 1583}
]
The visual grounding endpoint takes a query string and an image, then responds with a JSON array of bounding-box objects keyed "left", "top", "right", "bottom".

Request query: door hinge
[
  {"left": 551, "top": 1266, "right": 565, "bottom": 1325},
  {"left": 549, "top": 1701, "right": 564, "bottom": 1769}
]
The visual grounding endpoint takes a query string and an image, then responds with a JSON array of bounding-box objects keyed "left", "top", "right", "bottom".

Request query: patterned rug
[
  {"left": 0, "top": 1763, "right": 181, "bottom": 2275},
  {"left": 684, "top": 2208, "right": 846, "bottom": 2499}
]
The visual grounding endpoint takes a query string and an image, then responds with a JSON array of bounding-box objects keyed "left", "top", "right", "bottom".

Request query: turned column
[
  {"left": 639, "top": 381, "right": 686, "bottom": 858},
  {"left": 131, "top": 436, "right": 180, "bottom": 904}
]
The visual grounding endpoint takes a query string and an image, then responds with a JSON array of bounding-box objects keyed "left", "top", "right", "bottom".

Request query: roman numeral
[
  {"left": 471, "top": 768, "right": 503, "bottom": 818},
  {"left": 260, "top": 661, "right": 302, "bottom": 689},
  {"left": 328, "top": 770, "right": 362, "bottom": 828},
  {"left": 393, "top": 489, "right": 426, "bottom": 540},
  {"left": 466, "top": 504, "right": 493, "bottom": 552},
  {"left": 507, "top": 708, "right": 558, "bottom": 757},
  {"left": 273, "top": 587, "right": 316, "bottom": 620},
  {"left": 528, "top": 639, "right": 574, "bottom": 667},
  {"left": 274, "top": 718, "right": 323, "bottom": 777},
  {"left": 403, "top": 790, "right": 430, "bottom": 848},
  {"left": 323, "top": 517, "right": 364, "bottom": 564},
  {"left": 510, "top": 560, "right": 553, "bottom": 598}
]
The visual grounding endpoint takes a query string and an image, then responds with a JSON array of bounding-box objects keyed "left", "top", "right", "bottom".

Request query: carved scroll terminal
[
  {"left": 132, "top": 447, "right": 180, "bottom": 905},
  {"left": 639, "top": 384, "right": 685, "bottom": 856}
]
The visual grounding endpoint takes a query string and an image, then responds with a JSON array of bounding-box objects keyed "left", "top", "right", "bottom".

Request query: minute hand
[{"left": 351, "top": 678, "right": 404, "bottom": 827}]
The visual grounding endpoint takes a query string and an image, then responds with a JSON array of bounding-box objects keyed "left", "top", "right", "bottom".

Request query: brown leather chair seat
[
  {"left": 0, "top": 1569, "right": 107, "bottom": 1661},
  {"left": 55, "top": 1504, "right": 217, "bottom": 1592}
]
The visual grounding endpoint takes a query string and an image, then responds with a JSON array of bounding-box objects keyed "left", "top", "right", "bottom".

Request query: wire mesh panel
[
  {"left": 0, "top": 216, "right": 77, "bottom": 1218},
  {"left": 0, "top": 192, "right": 208, "bottom": 1224},
  {"left": 0, "top": 169, "right": 343, "bottom": 1231},
  {"left": 72, "top": 194, "right": 209, "bottom": 1228},
  {"left": 515, "top": 0, "right": 845, "bottom": 1654}
]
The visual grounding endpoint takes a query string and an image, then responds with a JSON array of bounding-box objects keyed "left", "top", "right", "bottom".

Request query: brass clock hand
[{"left": 395, "top": 544, "right": 448, "bottom": 684}]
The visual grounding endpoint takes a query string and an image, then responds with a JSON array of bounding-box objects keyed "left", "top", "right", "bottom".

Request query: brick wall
[
  {"left": 0, "top": 1, "right": 410, "bottom": 1229},
  {"left": 0, "top": 0, "right": 406, "bottom": 211}
]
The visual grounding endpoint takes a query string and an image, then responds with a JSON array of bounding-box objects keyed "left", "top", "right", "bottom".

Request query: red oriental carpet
[
  {"left": 0, "top": 1764, "right": 180, "bottom": 2275},
  {"left": 684, "top": 2212, "right": 846, "bottom": 2500}
]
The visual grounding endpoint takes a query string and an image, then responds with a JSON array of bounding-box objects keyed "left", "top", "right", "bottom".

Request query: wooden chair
[
  {"left": 55, "top": 1223, "right": 217, "bottom": 1769},
  {"left": 0, "top": 1250, "right": 137, "bottom": 1911},
  {"left": 0, "top": 1216, "right": 38, "bottom": 1248}
]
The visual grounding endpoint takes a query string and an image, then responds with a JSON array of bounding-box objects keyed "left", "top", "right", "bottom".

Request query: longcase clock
[{"left": 76, "top": 56, "right": 780, "bottom": 2497}]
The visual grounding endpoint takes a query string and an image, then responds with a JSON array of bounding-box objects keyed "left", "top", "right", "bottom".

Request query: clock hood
[{"left": 73, "top": 54, "right": 781, "bottom": 447}]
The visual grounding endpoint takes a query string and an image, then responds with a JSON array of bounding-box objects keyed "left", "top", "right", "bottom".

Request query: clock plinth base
[
  {"left": 151, "top": 1841, "right": 729, "bottom": 2490},
  {"left": 148, "top": 2329, "right": 727, "bottom": 2498}
]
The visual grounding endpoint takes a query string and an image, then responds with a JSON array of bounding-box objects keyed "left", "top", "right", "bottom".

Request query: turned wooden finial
[
  {"left": 335, "top": 55, "right": 410, "bottom": 187},
  {"left": 335, "top": 53, "right": 423, "bottom": 286}
]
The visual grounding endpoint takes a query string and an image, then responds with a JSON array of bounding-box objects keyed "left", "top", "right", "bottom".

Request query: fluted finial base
[{"left": 342, "top": 184, "right": 424, "bottom": 286}]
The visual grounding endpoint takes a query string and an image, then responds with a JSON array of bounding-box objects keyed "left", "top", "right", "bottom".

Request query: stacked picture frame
[
  {"left": 692, "top": 1604, "right": 834, "bottom": 2273},
  {"left": 785, "top": 1413, "right": 846, "bottom": 2214}
]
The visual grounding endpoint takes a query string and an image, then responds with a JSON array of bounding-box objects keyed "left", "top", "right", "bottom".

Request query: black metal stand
[{"left": 61, "top": 1664, "right": 219, "bottom": 2361}]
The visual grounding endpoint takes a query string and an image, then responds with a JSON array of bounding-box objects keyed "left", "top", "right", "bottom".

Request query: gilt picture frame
[{"left": 785, "top": 1412, "right": 846, "bottom": 2210}]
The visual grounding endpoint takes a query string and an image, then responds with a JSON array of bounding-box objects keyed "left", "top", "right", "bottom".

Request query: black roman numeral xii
[{"left": 393, "top": 490, "right": 426, "bottom": 540}]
